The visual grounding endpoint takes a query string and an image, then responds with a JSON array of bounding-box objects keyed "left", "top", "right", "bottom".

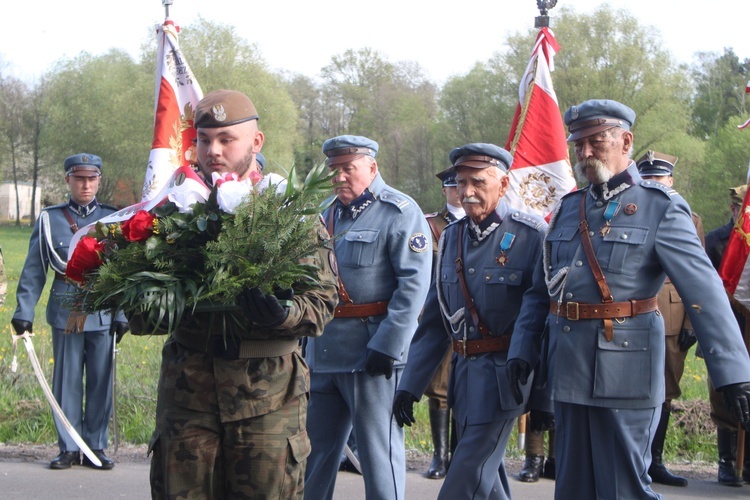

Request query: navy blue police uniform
[{"left": 397, "top": 144, "right": 547, "bottom": 499}]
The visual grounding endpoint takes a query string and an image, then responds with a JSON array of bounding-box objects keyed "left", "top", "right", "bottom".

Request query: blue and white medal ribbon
[
  {"left": 599, "top": 201, "right": 621, "bottom": 237},
  {"left": 496, "top": 232, "right": 516, "bottom": 266}
]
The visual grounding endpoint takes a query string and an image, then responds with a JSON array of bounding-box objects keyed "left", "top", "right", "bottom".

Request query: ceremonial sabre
[
  {"left": 12, "top": 331, "right": 102, "bottom": 467},
  {"left": 344, "top": 444, "right": 363, "bottom": 474}
]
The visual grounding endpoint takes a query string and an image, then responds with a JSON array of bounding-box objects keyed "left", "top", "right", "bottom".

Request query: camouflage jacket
[{"left": 155, "top": 221, "right": 338, "bottom": 422}]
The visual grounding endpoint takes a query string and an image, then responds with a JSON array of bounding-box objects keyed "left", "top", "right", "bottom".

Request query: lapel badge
[{"left": 624, "top": 203, "right": 637, "bottom": 215}]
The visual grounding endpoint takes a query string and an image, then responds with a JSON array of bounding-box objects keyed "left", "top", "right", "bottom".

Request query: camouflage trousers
[{"left": 149, "top": 394, "right": 310, "bottom": 499}]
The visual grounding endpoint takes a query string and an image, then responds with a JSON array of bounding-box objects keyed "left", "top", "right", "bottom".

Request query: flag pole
[
  {"left": 516, "top": 5, "right": 559, "bottom": 452},
  {"left": 162, "top": 0, "right": 173, "bottom": 20}
]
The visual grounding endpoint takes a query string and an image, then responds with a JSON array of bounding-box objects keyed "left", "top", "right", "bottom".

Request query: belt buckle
[
  {"left": 455, "top": 339, "right": 467, "bottom": 357},
  {"left": 566, "top": 302, "right": 580, "bottom": 321}
]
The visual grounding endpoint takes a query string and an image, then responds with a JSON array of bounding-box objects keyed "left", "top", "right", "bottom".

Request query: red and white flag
[
  {"left": 141, "top": 20, "right": 203, "bottom": 202},
  {"left": 738, "top": 80, "right": 750, "bottom": 130},
  {"left": 719, "top": 163, "right": 750, "bottom": 310},
  {"left": 504, "top": 27, "right": 575, "bottom": 221}
]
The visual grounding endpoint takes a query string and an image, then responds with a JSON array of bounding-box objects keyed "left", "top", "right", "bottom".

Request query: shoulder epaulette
[
  {"left": 640, "top": 179, "right": 676, "bottom": 199},
  {"left": 510, "top": 211, "right": 546, "bottom": 230},
  {"left": 44, "top": 202, "right": 68, "bottom": 211},
  {"left": 379, "top": 189, "right": 414, "bottom": 212}
]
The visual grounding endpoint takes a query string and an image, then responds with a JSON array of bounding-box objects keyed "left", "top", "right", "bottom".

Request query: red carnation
[
  {"left": 66, "top": 236, "right": 105, "bottom": 284},
  {"left": 121, "top": 210, "right": 155, "bottom": 242}
]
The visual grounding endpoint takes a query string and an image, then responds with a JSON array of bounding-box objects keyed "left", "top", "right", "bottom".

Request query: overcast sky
[{"left": 2, "top": 1, "right": 746, "bottom": 85}]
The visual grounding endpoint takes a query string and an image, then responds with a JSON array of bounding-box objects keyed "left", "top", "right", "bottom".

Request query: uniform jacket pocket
[
  {"left": 593, "top": 326, "right": 651, "bottom": 400},
  {"left": 342, "top": 229, "right": 380, "bottom": 267}
]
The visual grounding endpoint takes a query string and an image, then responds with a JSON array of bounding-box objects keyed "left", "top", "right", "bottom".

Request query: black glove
[
  {"left": 11, "top": 319, "right": 32, "bottom": 336},
  {"left": 530, "top": 410, "right": 555, "bottom": 433},
  {"left": 506, "top": 358, "right": 531, "bottom": 405},
  {"left": 112, "top": 321, "right": 129, "bottom": 344},
  {"left": 240, "top": 287, "right": 293, "bottom": 328},
  {"left": 392, "top": 390, "right": 419, "bottom": 428},
  {"left": 365, "top": 350, "right": 394, "bottom": 379},
  {"left": 678, "top": 328, "right": 697, "bottom": 352},
  {"left": 721, "top": 382, "right": 750, "bottom": 427}
]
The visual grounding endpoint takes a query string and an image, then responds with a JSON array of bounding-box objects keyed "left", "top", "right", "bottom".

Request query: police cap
[
  {"left": 636, "top": 150, "right": 677, "bottom": 177},
  {"left": 564, "top": 99, "right": 636, "bottom": 142},
  {"left": 64, "top": 153, "right": 102, "bottom": 176},
  {"left": 448, "top": 143, "right": 513, "bottom": 172},
  {"left": 435, "top": 168, "right": 457, "bottom": 187},
  {"left": 323, "top": 135, "right": 379, "bottom": 167}
]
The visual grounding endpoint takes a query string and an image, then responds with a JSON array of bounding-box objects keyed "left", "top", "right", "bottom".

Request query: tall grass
[{"left": 0, "top": 225, "right": 717, "bottom": 464}]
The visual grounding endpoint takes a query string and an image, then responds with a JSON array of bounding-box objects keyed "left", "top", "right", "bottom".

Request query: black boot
[
  {"left": 543, "top": 457, "right": 556, "bottom": 479},
  {"left": 718, "top": 428, "right": 743, "bottom": 486},
  {"left": 744, "top": 431, "right": 750, "bottom": 484},
  {"left": 648, "top": 406, "right": 687, "bottom": 486},
  {"left": 519, "top": 455, "right": 544, "bottom": 482},
  {"left": 50, "top": 451, "right": 80, "bottom": 469},
  {"left": 426, "top": 408, "right": 449, "bottom": 479}
]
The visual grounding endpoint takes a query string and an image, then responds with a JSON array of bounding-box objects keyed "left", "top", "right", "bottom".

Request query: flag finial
[
  {"left": 162, "top": 0, "right": 173, "bottom": 19},
  {"left": 535, "top": 0, "right": 557, "bottom": 28}
]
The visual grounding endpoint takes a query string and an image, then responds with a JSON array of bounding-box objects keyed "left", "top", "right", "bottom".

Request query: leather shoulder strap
[
  {"left": 61, "top": 207, "right": 79, "bottom": 233},
  {"left": 455, "top": 222, "right": 491, "bottom": 338},
  {"left": 325, "top": 207, "right": 353, "bottom": 305}
]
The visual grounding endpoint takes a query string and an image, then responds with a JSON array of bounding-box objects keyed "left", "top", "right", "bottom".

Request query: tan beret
[
  {"left": 194, "top": 90, "right": 259, "bottom": 129},
  {"left": 730, "top": 184, "right": 748, "bottom": 205}
]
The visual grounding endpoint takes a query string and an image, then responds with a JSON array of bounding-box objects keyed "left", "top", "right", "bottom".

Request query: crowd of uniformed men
[{"left": 8, "top": 89, "right": 750, "bottom": 500}]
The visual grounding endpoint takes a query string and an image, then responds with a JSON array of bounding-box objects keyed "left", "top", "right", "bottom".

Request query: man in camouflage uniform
[{"left": 138, "top": 90, "right": 339, "bottom": 499}]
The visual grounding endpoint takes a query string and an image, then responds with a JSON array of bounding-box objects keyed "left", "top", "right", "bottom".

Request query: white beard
[{"left": 574, "top": 158, "right": 613, "bottom": 185}]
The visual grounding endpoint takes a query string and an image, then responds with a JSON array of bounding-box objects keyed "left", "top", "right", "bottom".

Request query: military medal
[
  {"left": 495, "top": 232, "right": 515, "bottom": 266},
  {"left": 599, "top": 201, "right": 621, "bottom": 237}
]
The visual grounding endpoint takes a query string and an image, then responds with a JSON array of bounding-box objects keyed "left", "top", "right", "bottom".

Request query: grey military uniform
[
  {"left": 14, "top": 200, "right": 124, "bottom": 452},
  {"left": 400, "top": 201, "right": 546, "bottom": 499},
  {"left": 509, "top": 163, "right": 750, "bottom": 499},
  {"left": 305, "top": 173, "right": 432, "bottom": 500}
]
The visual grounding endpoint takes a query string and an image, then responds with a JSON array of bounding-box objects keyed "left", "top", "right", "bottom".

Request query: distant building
[{"left": 0, "top": 181, "right": 42, "bottom": 223}]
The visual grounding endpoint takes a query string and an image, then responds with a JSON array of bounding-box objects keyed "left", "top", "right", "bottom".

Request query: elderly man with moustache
[
  {"left": 393, "top": 143, "right": 547, "bottom": 499},
  {"left": 507, "top": 99, "right": 750, "bottom": 499}
]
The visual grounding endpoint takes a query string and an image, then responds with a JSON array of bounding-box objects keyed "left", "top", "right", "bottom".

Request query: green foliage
[
  {"left": 691, "top": 49, "right": 750, "bottom": 140},
  {"left": 65, "top": 163, "right": 333, "bottom": 335},
  {"left": 41, "top": 49, "right": 152, "bottom": 206},
  {"left": 202, "top": 162, "right": 334, "bottom": 301}
]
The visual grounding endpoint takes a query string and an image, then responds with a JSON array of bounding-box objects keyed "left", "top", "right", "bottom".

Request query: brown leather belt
[
  {"left": 549, "top": 297, "right": 659, "bottom": 321},
  {"left": 452, "top": 336, "right": 511, "bottom": 357},
  {"left": 55, "top": 272, "right": 67, "bottom": 281},
  {"left": 334, "top": 301, "right": 389, "bottom": 318}
]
